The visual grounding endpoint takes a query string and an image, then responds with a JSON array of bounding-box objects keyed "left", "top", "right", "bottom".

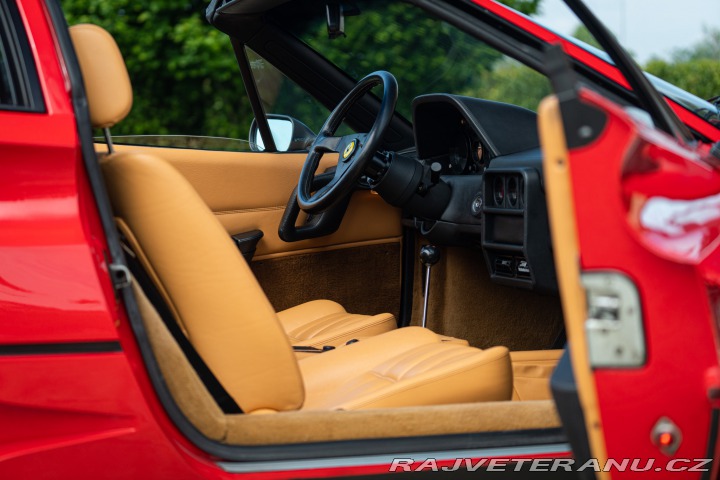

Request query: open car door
[{"left": 539, "top": 52, "right": 720, "bottom": 478}]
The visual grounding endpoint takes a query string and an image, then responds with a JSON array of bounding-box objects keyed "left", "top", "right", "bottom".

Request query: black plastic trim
[
  {"left": 0, "top": 341, "right": 121, "bottom": 356},
  {"left": 231, "top": 229, "right": 264, "bottom": 262},
  {"left": 545, "top": 45, "right": 608, "bottom": 149},
  {"left": 481, "top": 163, "right": 558, "bottom": 294},
  {"left": 551, "top": 348, "right": 595, "bottom": 480},
  {"left": 193, "top": 428, "right": 567, "bottom": 463},
  {"left": 700, "top": 409, "right": 719, "bottom": 480},
  {"left": 231, "top": 39, "right": 277, "bottom": 152},
  {"left": 413, "top": 94, "right": 539, "bottom": 160},
  {"left": 398, "top": 227, "right": 416, "bottom": 328},
  {"left": 561, "top": 0, "right": 693, "bottom": 144}
]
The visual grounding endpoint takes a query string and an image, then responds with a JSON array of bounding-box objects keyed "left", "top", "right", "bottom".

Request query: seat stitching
[
  {"left": 377, "top": 345, "right": 479, "bottom": 378},
  {"left": 343, "top": 353, "right": 509, "bottom": 410},
  {"left": 302, "top": 317, "right": 396, "bottom": 346}
]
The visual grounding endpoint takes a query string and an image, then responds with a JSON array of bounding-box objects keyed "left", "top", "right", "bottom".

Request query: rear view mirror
[{"left": 249, "top": 114, "right": 316, "bottom": 152}]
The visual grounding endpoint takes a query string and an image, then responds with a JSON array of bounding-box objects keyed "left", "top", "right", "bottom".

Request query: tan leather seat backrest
[{"left": 70, "top": 24, "right": 305, "bottom": 413}]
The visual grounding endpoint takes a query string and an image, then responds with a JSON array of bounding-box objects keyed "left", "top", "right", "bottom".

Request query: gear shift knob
[{"left": 419, "top": 245, "right": 440, "bottom": 266}]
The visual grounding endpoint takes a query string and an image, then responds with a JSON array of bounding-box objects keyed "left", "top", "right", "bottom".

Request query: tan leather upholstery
[
  {"left": 135, "top": 276, "right": 557, "bottom": 444},
  {"left": 510, "top": 349, "right": 562, "bottom": 401},
  {"left": 278, "top": 300, "right": 395, "bottom": 347},
  {"left": 101, "top": 150, "right": 512, "bottom": 410},
  {"left": 110, "top": 145, "right": 402, "bottom": 258},
  {"left": 79, "top": 23, "right": 512, "bottom": 414},
  {"left": 69, "top": 24, "right": 132, "bottom": 129},
  {"left": 102, "top": 152, "right": 305, "bottom": 413},
  {"left": 301, "top": 327, "right": 511, "bottom": 410},
  {"left": 70, "top": 23, "right": 395, "bottom": 350}
]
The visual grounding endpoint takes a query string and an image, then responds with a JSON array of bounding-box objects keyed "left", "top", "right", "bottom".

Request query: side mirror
[{"left": 249, "top": 114, "right": 316, "bottom": 152}]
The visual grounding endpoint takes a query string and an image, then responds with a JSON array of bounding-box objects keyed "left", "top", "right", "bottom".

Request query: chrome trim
[{"left": 217, "top": 443, "right": 572, "bottom": 473}]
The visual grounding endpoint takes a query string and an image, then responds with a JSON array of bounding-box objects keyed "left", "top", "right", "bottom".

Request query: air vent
[{"left": 493, "top": 176, "right": 504, "bottom": 207}]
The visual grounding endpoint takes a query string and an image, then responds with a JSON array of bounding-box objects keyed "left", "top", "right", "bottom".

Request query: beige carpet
[{"left": 410, "top": 241, "right": 564, "bottom": 351}]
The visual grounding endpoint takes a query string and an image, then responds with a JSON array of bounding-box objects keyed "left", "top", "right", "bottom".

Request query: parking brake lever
[{"left": 419, "top": 245, "right": 440, "bottom": 329}]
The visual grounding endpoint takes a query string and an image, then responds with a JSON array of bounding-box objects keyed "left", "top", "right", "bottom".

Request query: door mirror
[{"left": 249, "top": 114, "right": 316, "bottom": 152}]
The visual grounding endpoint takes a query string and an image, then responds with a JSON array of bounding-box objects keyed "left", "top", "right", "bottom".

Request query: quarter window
[{"left": 0, "top": 0, "right": 44, "bottom": 111}]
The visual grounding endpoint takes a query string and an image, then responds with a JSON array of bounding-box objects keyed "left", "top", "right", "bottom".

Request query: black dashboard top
[{"left": 412, "top": 94, "right": 540, "bottom": 162}]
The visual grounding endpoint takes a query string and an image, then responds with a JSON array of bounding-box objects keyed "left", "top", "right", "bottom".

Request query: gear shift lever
[{"left": 419, "top": 245, "right": 440, "bottom": 329}]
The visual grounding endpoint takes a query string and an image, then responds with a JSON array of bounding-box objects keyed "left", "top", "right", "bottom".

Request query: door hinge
[
  {"left": 582, "top": 271, "right": 646, "bottom": 368},
  {"left": 109, "top": 263, "right": 132, "bottom": 291}
]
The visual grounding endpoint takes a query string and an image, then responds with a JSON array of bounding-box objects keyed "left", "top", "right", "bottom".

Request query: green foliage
[
  {"left": 571, "top": 25, "right": 602, "bottom": 50},
  {"left": 300, "top": 3, "right": 502, "bottom": 121},
  {"left": 645, "top": 28, "right": 720, "bottom": 102},
  {"left": 500, "top": 0, "right": 542, "bottom": 15},
  {"left": 61, "top": 0, "right": 544, "bottom": 138},
  {"left": 476, "top": 59, "right": 551, "bottom": 111},
  {"left": 62, "top": 0, "right": 251, "bottom": 137},
  {"left": 670, "top": 27, "right": 720, "bottom": 62},
  {"left": 645, "top": 58, "right": 720, "bottom": 101}
]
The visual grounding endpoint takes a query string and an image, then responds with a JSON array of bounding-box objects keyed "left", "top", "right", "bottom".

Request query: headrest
[{"left": 69, "top": 24, "right": 133, "bottom": 129}]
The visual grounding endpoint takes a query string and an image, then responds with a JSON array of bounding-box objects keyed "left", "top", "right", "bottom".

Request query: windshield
[{"left": 270, "top": 0, "right": 719, "bottom": 132}]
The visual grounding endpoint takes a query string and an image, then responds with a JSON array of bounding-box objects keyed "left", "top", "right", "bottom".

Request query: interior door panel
[
  {"left": 112, "top": 145, "right": 402, "bottom": 257},
  {"left": 109, "top": 144, "right": 403, "bottom": 316}
]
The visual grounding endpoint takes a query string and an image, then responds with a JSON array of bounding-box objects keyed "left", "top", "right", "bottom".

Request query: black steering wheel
[{"left": 297, "top": 71, "right": 398, "bottom": 214}]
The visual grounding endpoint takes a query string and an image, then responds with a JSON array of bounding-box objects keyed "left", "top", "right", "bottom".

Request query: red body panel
[
  {"left": 566, "top": 88, "right": 720, "bottom": 478},
  {"left": 0, "top": 0, "right": 117, "bottom": 345},
  {"left": 0, "top": 354, "right": 221, "bottom": 479},
  {"left": 2, "top": 0, "right": 720, "bottom": 478},
  {"left": 0, "top": 1, "right": 217, "bottom": 477}
]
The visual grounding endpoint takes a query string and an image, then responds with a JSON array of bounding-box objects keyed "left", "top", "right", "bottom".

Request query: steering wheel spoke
[
  {"left": 297, "top": 71, "right": 398, "bottom": 214},
  {"left": 312, "top": 134, "right": 343, "bottom": 153}
]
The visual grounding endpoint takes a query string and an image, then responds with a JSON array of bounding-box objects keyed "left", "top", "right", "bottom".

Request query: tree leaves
[
  {"left": 61, "top": 0, "right": 543, "bottom": 138},
  {"left": 63, "top": 0, "right": 251, "bottom": 138},
  {"left": 645, "top": 28, "right": 720, "bottom": 103}
]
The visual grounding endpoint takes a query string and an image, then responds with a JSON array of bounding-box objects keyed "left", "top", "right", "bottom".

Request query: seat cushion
[
  {"left": 300, "top": 327, "right": 512, "bottom": 410},
  {"left": 278, "top": 300, "right": 396, "bottom": 347}
]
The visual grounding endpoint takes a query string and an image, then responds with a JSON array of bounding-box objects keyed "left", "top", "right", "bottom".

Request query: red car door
[
  {"left": 0, "top": 2, "right": 219, "bottom": 478},
  {"left": 539, "top": 55, "right": 720, "bottom": 478}
]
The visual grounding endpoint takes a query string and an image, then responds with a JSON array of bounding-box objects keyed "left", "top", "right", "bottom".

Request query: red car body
[{"left": 2, "top": 0, "right": 720, "bottom": 478}]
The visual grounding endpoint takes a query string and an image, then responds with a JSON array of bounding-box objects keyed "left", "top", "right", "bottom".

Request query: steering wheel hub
[{"left": 342, "top": 139, "right": 357, "bottom": 161}]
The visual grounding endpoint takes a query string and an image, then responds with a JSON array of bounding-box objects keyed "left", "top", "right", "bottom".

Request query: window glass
[
  {"left": 271, "top": 1, "right": 551, "bottom": 116},
  {"left": 0, "top": 37, "right": 15, "bottom": 106},
  {"left": 63, "top": 1, "right": 255, "bottom": 149},
  {"left": 246, "top": 47, "right": 348, "bottom": 136},
  {"left": 0, "top": 1, "right": 43, "bottom": 111}
]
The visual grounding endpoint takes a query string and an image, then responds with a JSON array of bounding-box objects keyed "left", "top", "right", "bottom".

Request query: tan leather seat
[
  {"left": 70, "top": 23, "right": 513, "bottom": 412},
  {"left": 278, "top": 300, "right": 395, "bottom": 347},
  {"left": 68, "top": 24, "right": 394, "bottom": 349}
]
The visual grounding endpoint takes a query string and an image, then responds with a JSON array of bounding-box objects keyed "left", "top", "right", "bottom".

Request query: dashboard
[{"left": 408, "top": 94, "right": 557, "bottom": 293}]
